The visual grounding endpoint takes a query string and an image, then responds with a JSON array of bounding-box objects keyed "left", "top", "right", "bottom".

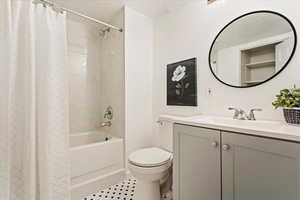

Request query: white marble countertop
[{"left": 159, "top": 115, "right": 300, "bottom": 142}]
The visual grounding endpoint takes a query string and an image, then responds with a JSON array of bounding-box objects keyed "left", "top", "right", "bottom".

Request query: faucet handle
[
  {"left": 250, "top": 108, "right": 262, "bottom": 112},
  {"left": 228, "top": 107, "right": 241, "bottom": 119},
  {"left": 228, "top": 107, "right": 239, "bottom": 111},
  {"left": 104, "top": 106, "right": 113, "bottom": 120},
  {"left": 248, "top": 108, "right": 262, "bottom": 120}
]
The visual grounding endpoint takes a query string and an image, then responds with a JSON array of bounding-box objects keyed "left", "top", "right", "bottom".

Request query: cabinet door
[
  {"left": 174, "top": 124, "right": 221, "bottom": 200},
  {"left": 222, "top": 132, "right": 300, "bottom": 200}
]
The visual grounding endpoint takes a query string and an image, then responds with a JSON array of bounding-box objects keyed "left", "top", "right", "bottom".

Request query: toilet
[{"left": 128, "top": 147, "right": 172, "bottom": 200}]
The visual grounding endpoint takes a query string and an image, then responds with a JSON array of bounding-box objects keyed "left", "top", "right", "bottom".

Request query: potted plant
[{"left": 272, "top": 88, "right": 300, "bottom": 125}]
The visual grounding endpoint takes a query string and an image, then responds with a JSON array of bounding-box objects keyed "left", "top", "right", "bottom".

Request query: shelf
[
  {"left": 243, "top": 80, "right": 264, "bottom": 84},
  {"left": 245, "top": 60, "right": 275, "bottom": 68}
]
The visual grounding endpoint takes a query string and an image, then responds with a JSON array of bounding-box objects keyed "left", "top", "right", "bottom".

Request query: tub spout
[{"left": 101, "top": 121, "right": 112, "bottom": 127}]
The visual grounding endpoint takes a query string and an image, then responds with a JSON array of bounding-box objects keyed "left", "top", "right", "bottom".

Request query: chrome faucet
[
  {"left": 228, "top": 107, "right": 262, "bottom": 120},
  {"left": 238, "top": 109, "right": 248, "bottom": 120},
  {"left": 228, "top": 107, "right": 241, "bottom": 119},
  {"left": 100, "top": 106, "right": 113, "bottom": 128}
]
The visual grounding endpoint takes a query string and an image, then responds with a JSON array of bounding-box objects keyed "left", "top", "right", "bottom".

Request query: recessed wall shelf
[
  {"left": 243, "top": 80, "right": 264, "bottom": 84},
  {"left": 246, "top": 60, "right": 276, "bottom": 68},
  {"left": 241, "top": 43, "right": 277, "bottom": 86}
]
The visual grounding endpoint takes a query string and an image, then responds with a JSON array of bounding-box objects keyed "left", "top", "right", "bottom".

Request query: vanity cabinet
[
  {"left": 222, "top": 131, "right": 300, "bottom": 200},
  {"left": 174, "top": 124, "right": 300, "bottom": 200},
  {"left": 173, "top": 124, "right": 221, "bottom": 200}
]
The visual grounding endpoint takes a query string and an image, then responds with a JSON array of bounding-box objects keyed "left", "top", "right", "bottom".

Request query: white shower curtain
[{"left": 0, "top": 1, "right": 70, "bottom": 200}]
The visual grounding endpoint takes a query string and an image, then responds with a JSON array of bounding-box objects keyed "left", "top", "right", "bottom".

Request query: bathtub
[{"left": 70, "top": 130, "right": 125, "bottom": 200}]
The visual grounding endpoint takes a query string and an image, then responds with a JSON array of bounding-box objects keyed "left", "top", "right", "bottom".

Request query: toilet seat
[{"left": 129, "top": 147, "right": 172, "bottom": 167}]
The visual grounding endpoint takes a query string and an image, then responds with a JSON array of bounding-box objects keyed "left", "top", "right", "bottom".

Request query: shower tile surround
[
  {"left": 67, "top": 19, "right": 102, "bottom": 134},
  {"left": 67, "top": 14, "right": 125, "bottom": 137}
]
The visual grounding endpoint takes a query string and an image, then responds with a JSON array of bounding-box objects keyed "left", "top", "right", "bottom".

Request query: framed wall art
[{"left": 167, "top": 58, "right": 197, "bottom": 106}]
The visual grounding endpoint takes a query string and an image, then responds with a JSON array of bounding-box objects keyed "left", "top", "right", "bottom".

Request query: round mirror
[{"left": 209, "top": 11, "right": 297, "bottom": 88}]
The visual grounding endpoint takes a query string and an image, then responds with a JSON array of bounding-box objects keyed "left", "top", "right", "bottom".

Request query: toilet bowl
[{"left": 128, "top": 147, "right": 172, "bottom": 200}]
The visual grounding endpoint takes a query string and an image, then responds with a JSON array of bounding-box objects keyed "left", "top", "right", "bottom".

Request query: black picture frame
[
  {"left": 167, "top": 58, "right": 197, "bottom": 106},
  {"left": 208, "top": 10, "right": 298, "bottom": 88}
]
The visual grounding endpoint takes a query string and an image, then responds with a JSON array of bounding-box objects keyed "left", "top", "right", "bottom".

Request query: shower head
[{"left": 99, "top": 27, "right": 111, "bottom": 37}]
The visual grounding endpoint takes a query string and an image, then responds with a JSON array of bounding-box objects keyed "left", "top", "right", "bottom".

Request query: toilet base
[{"left": 135, "top": 180, "right": 161, "bottom": 200}]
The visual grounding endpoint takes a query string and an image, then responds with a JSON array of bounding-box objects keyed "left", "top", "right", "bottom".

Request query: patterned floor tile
[{"left": 83, "top": 178, "right": 137, "bottom": 200}]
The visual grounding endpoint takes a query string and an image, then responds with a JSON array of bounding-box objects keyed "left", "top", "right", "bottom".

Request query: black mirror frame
[{"left": 208, "top": 10, "right": 298, "bottom": 88}]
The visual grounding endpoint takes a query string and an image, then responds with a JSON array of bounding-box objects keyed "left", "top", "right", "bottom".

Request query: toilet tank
[{"left": 157, "top": 121, "right": 173, "bottom": 152}]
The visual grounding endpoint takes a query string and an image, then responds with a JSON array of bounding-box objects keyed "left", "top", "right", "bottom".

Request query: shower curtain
[{"left": 0, "top": 1, "right": 70, "bottom": 200}]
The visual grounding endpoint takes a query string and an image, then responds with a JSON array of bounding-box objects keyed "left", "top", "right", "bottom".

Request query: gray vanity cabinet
[
  {"left": 173, "top": 124, "right": 221, "bottom": 200},
  {"left": 222, "top": 131, "right": 300, "bottom": 200},
  {"left": 174, "top": 124, "right": 300, "bottom": 200}
]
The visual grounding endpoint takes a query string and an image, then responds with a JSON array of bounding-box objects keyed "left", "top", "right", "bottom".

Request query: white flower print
[{"left": 172, "top": 65, "right": 186, "bottom": 82}]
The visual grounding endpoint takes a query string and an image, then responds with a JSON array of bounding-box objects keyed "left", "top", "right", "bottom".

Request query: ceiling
[
  {"left": 53, "top": 0, "right": 200, "bottom": 23},
  {"left": 214, "top": 12, "right": 293, "bottom": 50}
]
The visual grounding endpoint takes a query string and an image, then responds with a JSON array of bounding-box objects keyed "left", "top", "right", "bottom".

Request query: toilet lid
[{"left": 129, "top": 148, "right": 172, "bottom": 167}]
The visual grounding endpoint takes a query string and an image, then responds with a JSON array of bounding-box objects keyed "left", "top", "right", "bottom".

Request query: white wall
[
  {"left": 153, "top": 0, "right": 300, "bottom": 145},
  {"left": 124, "top": 7, "right": 154, "bottom": 163},
  {"left": 153, "top": 0, "right": 300, "bottom": 120},
  {"left": 217, "top": 46, "right": 240, "bottom": 86}
]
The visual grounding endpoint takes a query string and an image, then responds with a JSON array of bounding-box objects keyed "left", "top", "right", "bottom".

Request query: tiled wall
[
  {"left": 67, "top": 14, "right": 125, "bottom": 137},
  {"left": 99, "top": 11, "right": 125, "bottom": 138},
  {"left": 67, "top": 19, "right": 102, "bottom": 134}
]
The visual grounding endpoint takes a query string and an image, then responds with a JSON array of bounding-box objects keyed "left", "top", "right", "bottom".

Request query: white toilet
[{"left": 128, "top": 147, "right": 172, "bottom": 200}]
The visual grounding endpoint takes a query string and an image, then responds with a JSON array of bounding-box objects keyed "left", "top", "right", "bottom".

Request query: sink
[{"left": 186, "top": 115, "right": 283, "bottom": 130}]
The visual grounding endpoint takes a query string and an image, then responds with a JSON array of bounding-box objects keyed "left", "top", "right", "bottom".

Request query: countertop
[{"left": 159, "top": 115, "right": 300, "bottom": 142}]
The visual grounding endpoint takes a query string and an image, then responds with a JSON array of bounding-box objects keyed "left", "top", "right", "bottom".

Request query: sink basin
[{"left": 186, "top": 115, "right": 283, "bottom": 130}]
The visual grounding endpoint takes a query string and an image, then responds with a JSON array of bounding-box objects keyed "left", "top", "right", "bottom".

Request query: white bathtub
[{"left": 70, "top": 130, "right": 125, "bottom": 200}]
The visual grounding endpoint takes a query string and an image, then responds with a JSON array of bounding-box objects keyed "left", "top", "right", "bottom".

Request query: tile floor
[
  {"left": 83, "top": 178, "right": 172, "bottom": 200},
  {"left": 83, "top": 178, "right": 136, "bottom": 200}
]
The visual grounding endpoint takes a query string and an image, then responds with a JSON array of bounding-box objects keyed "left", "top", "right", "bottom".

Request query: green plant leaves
[
  {"left": 176, "top": 89, "right": 180, "bottom": 96},
  {"left": 176, "top": 83, "right": 182, "bottom": 89},
  {"left": 185, "top": 83, "right": 190, "bottom": 88},
  {"left": 272, "top": 88, "right": 300, "bottom": 109},
  {"left": 295, "top": 91, "right": 300, "bottom": 97}
]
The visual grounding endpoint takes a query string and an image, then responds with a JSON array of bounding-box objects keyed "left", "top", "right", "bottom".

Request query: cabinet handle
[
  {"left": 211, "top": 141, "right": 218, "bottom": 148},
  {"left": 222, "top": 144, "right": 230, "bottom": 151}
]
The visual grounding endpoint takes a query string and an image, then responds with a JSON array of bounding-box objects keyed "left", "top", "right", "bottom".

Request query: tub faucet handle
[{"left": 104, "top": 106, "right": 113, "bottom": 120}]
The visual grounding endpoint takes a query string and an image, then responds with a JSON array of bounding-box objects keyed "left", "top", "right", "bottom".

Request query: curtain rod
[{"left": 33, "top": 0, "right": 123, "bottom": 32}]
